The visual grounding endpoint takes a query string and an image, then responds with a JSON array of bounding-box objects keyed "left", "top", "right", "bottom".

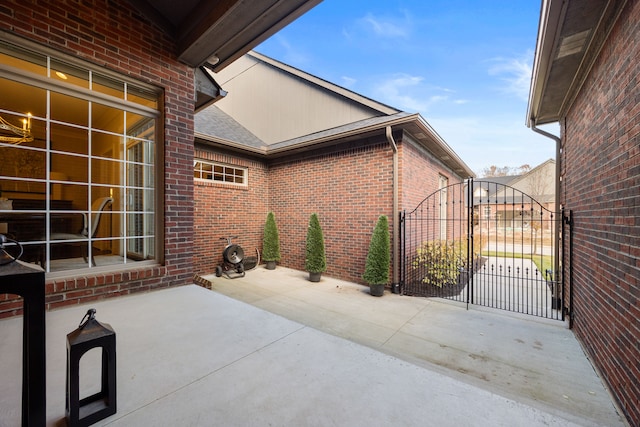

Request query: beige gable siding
[
  {"left": 499, "top": 161, "right": 556, "bottom": 201},
  {"left": 214, "top": 55, "right": 386, "bottom": 144}
]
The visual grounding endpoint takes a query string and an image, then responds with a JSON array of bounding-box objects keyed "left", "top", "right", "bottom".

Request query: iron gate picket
[{"left": 399, "top": 178, "right": 567, "bottom": 320}]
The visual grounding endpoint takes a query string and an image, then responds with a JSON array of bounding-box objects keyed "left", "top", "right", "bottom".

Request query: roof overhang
[
  {"left": 195, "top": 64, "right": 228, "bottom": 112},
  {"left": 527, "top": 0, "right": 628, "bottom": 126},
  {"left": 126, "top": 0, "right": 322, "bottom": 69}
]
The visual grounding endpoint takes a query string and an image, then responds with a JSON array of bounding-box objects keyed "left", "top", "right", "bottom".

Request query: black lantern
[{"left": 66, "top": 308, "right": 116, "bottom": 427}]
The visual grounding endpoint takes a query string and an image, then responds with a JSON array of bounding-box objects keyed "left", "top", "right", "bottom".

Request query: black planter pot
[
  {"left": 369, "top": 283, "right": 384, "bottom": 297},
  {"left": 308, "top": 272, "right": 321, "bottom": 282},
  {"left": 265, "top": 261, "right": 276, "bottom": 270}
]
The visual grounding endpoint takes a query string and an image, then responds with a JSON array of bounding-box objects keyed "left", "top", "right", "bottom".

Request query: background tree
[{"left": 481, "top": 164, "right": 531, "bottom": 177}]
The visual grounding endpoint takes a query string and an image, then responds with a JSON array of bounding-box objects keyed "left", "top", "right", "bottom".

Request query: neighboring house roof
[
  {"left": 527, "top": 0, "right": 628, "bottom": 125},
  {"left": 473, "top": 159, "right": 556, "bottom": 204},
  {"left": 126, "top": 0, "right": 322, "bottom": 68},
  {"left": 475, "top": 175, "right": 519, "bottom": 187},
  {"left": 195, "top": 51, "right": 474, "bottom": 177}
]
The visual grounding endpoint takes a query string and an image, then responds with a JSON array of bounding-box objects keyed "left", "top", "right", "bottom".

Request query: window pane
[
  {"left": 93, "top": 73, "right": 124, "bottom": 99},
  {"left": 91, "top": 158, "right": 122, "bottom": 186},
  {"left": 51, "top": 92, "right": 88, "bottom": 126},
  {"left": 27, "top": 117, "right": 47, "bottom": 150},
  {"left": 51, "top": 153, "right": 88, "bottom": 183},
  {"left": 51, "top": 123, "right": 88, "bottom": 155},
  {"left": 92, "top": 131, "right": 123, "bottom": 158},
  {"left": 126, "top": 188, "right": 144, "bottom": 211},
  {"left": 0, "top": 79, "right": 47, "bottom": 119},
  {"left": 93, "top": 103, "right": 124, "bottom": 133},
  {"left": 127, "top": 85, "right": 158, "bottom": 109},
  {"left": 0, "top": 145, "right": 46, "bottom": 180},
  {"left": 0, "top": 42, "right": 47, "bottom": 76},
  {"left": 127, "top": 113, "right": 154, "bottom": 140},
  {"left": 1, "top": 212, "right": 45, "bottom": 242},
  {"left": 51, "top": 182, "right": 87, "bottom": 212},
  {"left": 50, "top": 59, "right": 89, "bottom": 89}
]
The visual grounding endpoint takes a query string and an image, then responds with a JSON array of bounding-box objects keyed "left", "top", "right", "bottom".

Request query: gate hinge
[{"left": 563, "top": 212, "right": 573, "bottom": 225}]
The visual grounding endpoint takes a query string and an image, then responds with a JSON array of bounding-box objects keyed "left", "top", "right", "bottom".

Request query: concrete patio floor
[
  {"left": 0, "top": 266, "right": 626, "bottom": 426},
  {"left": 205, "top": 266, "right": 625, "bottom": 426}
]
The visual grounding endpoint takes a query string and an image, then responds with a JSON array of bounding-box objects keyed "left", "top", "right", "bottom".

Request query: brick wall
[
  {"left": 562, "top": 0, "right": 640, "bottom": 424},
  {"left": 193, "top": 147, "right": 269, "bottom": 274},
  {"left": 400, "top": 135, "right": 467, "bottom": 248},
  {"left": 400, "top": 135, "right": 465, "bottom": 211},
  {"left": 192, "top": 134, "right": 468, "bottom": 286},
  {"left": 268, "top": 140, "right": 395, "bottom": 284},
  {"left": 0, "top": 0, "right": 195, "bottom": 317}
]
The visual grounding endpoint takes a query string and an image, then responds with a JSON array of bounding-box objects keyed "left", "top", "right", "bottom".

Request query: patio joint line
[{"left": 380, "top": 302, "right": 431, "bottom": 348}]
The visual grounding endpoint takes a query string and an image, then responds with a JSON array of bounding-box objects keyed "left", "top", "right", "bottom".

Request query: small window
[{"left": 194, "top": 160, "right": 247, "bottom": 186}]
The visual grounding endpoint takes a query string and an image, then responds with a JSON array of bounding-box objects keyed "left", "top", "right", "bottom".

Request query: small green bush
[
  {"left": 305, "top": 213, "right": 326, "bottom": 273},
  {"left": 413, "top": 240, "right": 467, "bottom": 287},
  {"left": 262, "top": 211, "right": 281, "bottom": 262},
  {"left": 363, "top": 215, "right": 391, "bottom": 285}
]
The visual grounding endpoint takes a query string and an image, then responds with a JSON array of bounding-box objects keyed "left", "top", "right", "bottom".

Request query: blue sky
[{"left": 256, "top": 0, "right": 558, "bottom": 176}]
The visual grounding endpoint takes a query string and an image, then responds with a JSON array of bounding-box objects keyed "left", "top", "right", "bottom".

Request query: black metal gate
[{"left": 399, "top": 179, "right": 568, "bottom": 320}]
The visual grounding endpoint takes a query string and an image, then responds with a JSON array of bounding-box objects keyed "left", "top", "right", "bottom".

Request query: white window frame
[
  {"left": 0, "top": 34, "right": 161, "bottom": 274},
  {"left": 194, "top": 160, "right": 247, "bottom": 187}
]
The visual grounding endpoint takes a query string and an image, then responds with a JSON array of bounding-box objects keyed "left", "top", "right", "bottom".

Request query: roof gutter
[
  {"left": 385, "top": 126, "right": 400, "bottom": 293},
  {"left": 267, "top": 113, "right": 418, "bottom": 156}
]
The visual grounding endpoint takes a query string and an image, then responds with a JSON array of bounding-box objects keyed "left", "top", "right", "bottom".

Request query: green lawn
[{"left": 482, "top": 251, "right": 555, "bottom": 279}]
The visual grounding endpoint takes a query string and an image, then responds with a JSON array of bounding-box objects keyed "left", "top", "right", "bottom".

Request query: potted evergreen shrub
[
  {"left": 305, "top": 213, "right": 326, "bottom": 282},
  {"left": 363, "top": 215, "right": 390, "bottom": 296},
  {"left": 262, "top": 211, "right": 281, "bottom": 269}
]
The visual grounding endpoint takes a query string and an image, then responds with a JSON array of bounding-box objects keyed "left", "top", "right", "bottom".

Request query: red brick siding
[
  {"left": 400, "top": 138, "right": 465, "bottom": 211},
  {"left": 400, "top": 137, "right": 467, "bottom": 246},
  {"left": 268, "top": 142, "right": 394, "bottom": 284},
  {"left": 562, "top": 1, "right": 640, "bottom": 424},
  {"left": 193, "top": 136, "right": 469, "bottom": 286},
  {"left": 0, "top": 0, "right": 194, "bottom": 317},
  {"left": 193, "top": 148, "right": 269, "bottom": 274}
]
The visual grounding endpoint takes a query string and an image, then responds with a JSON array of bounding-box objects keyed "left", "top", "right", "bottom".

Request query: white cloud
[
  {"left": 360, "top": 12, "right": 409, "bottom": 38},
  {"left": 341, "top": 76, "right": 357, "bottom": 87},
  {"left": 487, "top": 50, "right": 534, "bottom": 101},
  {"left": 271, "top": 34, "right": 311, "bottom": 67},
  {"left": 374, "top": 74, "right": 430, "bottom": 111},
  {"left": 372, "top": 74, "right": 462, "bottom": 113}
]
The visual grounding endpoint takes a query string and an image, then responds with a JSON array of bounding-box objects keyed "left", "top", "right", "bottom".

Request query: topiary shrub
[
  {"left": 363, "top": 215, "right": 390, "bottom": 288},
  {"left": 305, "top": 213, "right": 326, "bottom": 274},
  {"left": 262, "top": 211, "right": 281, "bottom": 264}
]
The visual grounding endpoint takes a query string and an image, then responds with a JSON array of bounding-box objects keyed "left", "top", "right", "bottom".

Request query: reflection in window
[{"left": 0, "top": 38, "right": 160, "bottom": 274}]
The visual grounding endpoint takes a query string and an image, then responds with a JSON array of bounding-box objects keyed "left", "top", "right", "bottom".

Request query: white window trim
[{"left": 194, "top": 160, "right": 248, "bottom": 187}]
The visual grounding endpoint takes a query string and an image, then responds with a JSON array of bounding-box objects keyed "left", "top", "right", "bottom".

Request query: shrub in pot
[
  {"left": 262, "top": 211, "right": 281, "bottom": 269},
  {"left": 363, "top": 215, "right": 390, "bottom": 296},
  {"left": 305, "top": 213, "right": 326, "bottom": 282}
]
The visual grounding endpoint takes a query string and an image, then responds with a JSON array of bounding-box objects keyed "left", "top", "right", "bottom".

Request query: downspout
[
  {"left": 385, "top": 126, "right": 400, "bottom": 293},
  {"left": 529, "top": 120, "right": 563, "bottom": 317}
]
